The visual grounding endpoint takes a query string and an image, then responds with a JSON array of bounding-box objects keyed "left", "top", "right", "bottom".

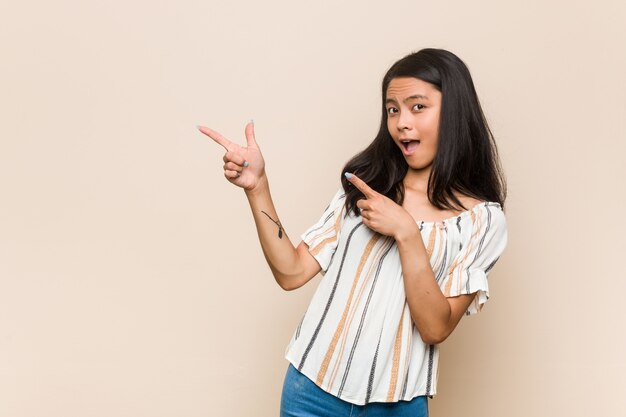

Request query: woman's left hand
[{"left": 345, "top": 173, "right": 419, "bottom": 241}]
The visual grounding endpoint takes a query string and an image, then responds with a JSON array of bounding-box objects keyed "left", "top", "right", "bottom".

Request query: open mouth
[{"left": 400, "top": 139, "right": 421, "bottom": 154}]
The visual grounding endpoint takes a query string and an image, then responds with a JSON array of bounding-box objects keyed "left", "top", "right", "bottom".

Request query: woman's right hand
[{"left": 198, "top": 121, "right": 266, "bottom": 192}]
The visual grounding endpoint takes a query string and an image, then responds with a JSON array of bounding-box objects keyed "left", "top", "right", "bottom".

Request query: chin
[{"left": 406, "top": 159, "right": 433, "bottom": 171}]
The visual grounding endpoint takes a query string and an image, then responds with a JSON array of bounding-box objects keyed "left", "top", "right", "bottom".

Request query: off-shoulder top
[{"left": 284, "top": 188, "right": 508, "bottom": 405}]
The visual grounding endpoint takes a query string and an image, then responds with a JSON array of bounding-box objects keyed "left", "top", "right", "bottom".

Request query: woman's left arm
[
  {"left": 345, "top": 173, "right": 475, "bottom": 345},
  {"left": 395, "top": 231, "right": 476, "bottom": 344}
]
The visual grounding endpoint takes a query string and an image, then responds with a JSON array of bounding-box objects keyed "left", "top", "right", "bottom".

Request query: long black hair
[{"left": 341, "top": 48, "right": 506, "bottom": 217}]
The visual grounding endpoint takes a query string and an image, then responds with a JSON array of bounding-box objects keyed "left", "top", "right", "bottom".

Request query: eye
[
  {"left": 413, "top": 103, "right": 425, "bottom": 111},
  {"left": 387, "top": 107, "right": 398, "bottom": 115}
]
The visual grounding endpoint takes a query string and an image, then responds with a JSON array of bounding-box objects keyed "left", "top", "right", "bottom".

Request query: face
[{"left": 385, "top": 77, "right": 442, "bottom": 172}]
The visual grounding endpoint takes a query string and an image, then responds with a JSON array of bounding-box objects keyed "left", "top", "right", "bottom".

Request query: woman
[{"left": 199, "top": 48, "right": 507, "bottom": 417}]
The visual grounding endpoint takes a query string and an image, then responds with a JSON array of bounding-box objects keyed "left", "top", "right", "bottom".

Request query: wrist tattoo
[{"left": 261, "top": 211, "right": 285, "bottom": 239}]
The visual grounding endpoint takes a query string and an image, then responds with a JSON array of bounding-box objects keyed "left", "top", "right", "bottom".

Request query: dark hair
[{"left": 341, "top": 48, "right": 506, "bottom": 217}]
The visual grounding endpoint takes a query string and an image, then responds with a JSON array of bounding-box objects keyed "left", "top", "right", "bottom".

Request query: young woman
[{"left": 199, "top": 48, "right": 507, "bottom": 417}]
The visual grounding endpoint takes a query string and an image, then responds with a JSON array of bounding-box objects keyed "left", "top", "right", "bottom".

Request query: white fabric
[{"left": 285, "top": 188, "right": 507, "bottom": 405}]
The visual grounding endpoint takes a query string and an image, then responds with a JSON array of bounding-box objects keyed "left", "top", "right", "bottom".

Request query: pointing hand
[
  {"left": 198, "top": 121, "right": 266, "bottom": 191},
  {"left": 344, "top": 172, "right": 417, "bottom": 240}
]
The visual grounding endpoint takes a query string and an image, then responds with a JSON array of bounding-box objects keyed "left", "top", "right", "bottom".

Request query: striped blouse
[{"left": 285, "top": 188, "right": 508, "bottom": 405}]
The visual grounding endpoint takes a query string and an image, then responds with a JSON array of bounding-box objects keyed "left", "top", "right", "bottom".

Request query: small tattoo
[{"left": 261, "top": 211, "right": 285, "bottom": 239}]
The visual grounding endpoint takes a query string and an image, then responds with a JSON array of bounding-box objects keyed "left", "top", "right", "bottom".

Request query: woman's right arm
[
  {"left": 244, "top": 176, "right": 322, "bottom": 290},
  {"left": 198, "top": 122, "right": 321, "bottom": 290}
]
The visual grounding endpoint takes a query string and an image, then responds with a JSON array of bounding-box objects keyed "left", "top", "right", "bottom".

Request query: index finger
[
  {"left": 345, "top": 172, "right": 377, "bottom": 199},
  {"left": 197, "top": 125, "right": 233, "bottom": 151}
]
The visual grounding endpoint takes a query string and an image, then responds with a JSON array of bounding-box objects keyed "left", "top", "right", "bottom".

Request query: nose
[{"left": 396, "top": 110, "right": 412, "bottom": 131}]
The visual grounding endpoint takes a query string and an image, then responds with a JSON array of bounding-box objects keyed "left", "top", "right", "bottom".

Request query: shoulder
[
  {"left": 473, "top": 201, "right": 507, "bottom": 241},
  {"left": 453, "top": 197, "right": 506, "bottom": 237},
  {"left": 317, "top": 187, "right": 348, "bottom": 217},
  {"left": 457, "top": 195, "right": 504, "bottom": 219},
  {"left": 455, "top": 201, "right": 507, "bottom": 256},
  {"left": 457, "top": 195, "right": 485, "bottom": 211},
  {"left": 330, "top": 187, "right": 347, "bottom": 206}
]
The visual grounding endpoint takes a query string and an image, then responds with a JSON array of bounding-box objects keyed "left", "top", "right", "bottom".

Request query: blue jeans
[{"left": 280, "top": 364, "right": 428, "bottom": 417}]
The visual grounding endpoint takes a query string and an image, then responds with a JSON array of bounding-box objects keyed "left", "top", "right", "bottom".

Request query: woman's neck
[{"left": 403, "top": 166, "right": 431, "bottom": 195}]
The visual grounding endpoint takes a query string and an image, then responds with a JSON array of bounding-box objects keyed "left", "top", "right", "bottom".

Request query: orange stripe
[
  {"left": 445, "top": 209, "right": 481, "bottom": 296},
  {"left": 431, "top": 223, "right": 447, "bottom": 271},
  {"left": 327, "top": 238, "right": 392, "bottom": 389},
  {"left": 309, "top": 206, "right": 345, "bottom": 256},
  {"left": 425, "top": 225, "right": 437, "bottom": 258},
  {"left": 316, "top": 233, "right": 382, "bottom": 386},
  {"left": 386, "top": 311, "right": 405, "bottom": 401},
  {"left": 401, "top": 307, "right": 413, "bottom": 398},
  {"left": 457, "top": 210, "right": 481, "bottom": 294}
]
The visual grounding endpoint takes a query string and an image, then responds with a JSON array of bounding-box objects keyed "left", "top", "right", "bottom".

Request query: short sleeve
[
  {"left": 300, "top": 188, "right": 347, "bottom": 273},
  {"left": 442, "top": 203, "right": 508, "bottom": 315}
]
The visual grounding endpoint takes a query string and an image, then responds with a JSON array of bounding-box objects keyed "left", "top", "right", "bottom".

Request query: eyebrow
[{"left": 385, "top": 95, "right": 429, "bottom": 105}]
